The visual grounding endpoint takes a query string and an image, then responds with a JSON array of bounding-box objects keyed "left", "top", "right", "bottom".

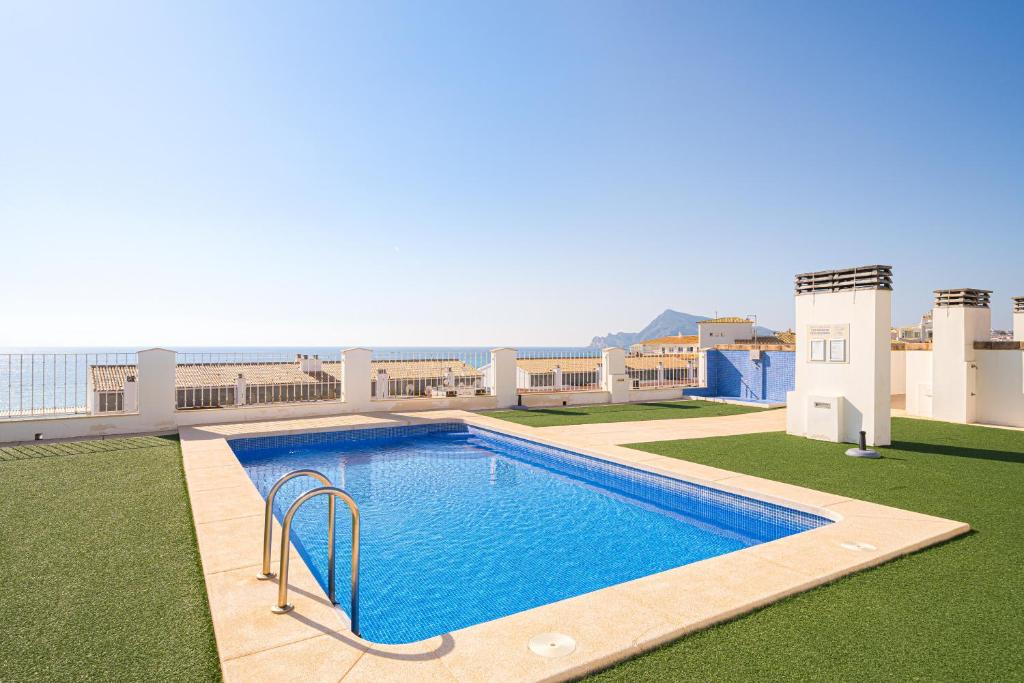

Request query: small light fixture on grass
[{"left": 846, "top": 430, "right": 881, "bottom": 459}]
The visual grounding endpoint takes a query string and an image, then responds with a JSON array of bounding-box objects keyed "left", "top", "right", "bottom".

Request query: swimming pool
[{"left": 230, "top": 423, "right": 830, "bottom": 644}]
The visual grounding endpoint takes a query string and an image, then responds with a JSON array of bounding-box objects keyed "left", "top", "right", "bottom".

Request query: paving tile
[
  {"left": 222, "top": 634, "right": 365, "bottom": 683},
  {"left": 182, "top": 445, "right": 240, "bottom": 471},
  {"left": 186, "top": 463, "right": 253, "bottom": 493},
  {"left": 615, "top": 550, "right": 819, "bottom": 629},
  {"left": 437, "top": 588, "right": 678, "bottom": 682},
  {"left": 194, "top": 513, "right": 299, "bottom": 575},
  {"left": 205, "top": 561, "right": 361, "bottom": 661},
  {"left": 342, "top": 636, "right": 458, "bottom": 682},
  {"left": 717, "top": 474, "right": 851, "bottom": 509},
  {"left": 190, "top": 484, "right": 265, "bottom": 524}
]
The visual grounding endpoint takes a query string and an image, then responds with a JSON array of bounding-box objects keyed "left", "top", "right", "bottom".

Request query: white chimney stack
[
  {"left": 786, "top": 264, "right": 892, "bottom": 446},
  {"left": 931, "top": 288, "right": 991, "bottom": 424},
  {"left": 1014, "top": 297, "right": 1024, "bottom": 341}
]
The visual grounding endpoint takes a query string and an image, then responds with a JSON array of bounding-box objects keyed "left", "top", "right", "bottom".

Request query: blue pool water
[{"left": 231, "top": 424, "right": 830, "bottom": 644}]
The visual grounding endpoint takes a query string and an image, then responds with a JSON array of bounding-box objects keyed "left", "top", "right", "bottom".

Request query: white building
[
  {"left": 697, "top": 317, "right": 755, "bottom": 349},
  {"left": 629, "top": 334, "right": 700, "bottom": 355}
]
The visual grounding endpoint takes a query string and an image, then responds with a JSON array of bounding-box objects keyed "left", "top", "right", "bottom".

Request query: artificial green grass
[
  {"left": 0, "top": 435, "right": 221, "bottom": 682},
  {"left": 482, "top": 399, "right": 764, "bottom": 427},
  {"left": 589, "top": 418, "right": 1024, "bottom": 681}
]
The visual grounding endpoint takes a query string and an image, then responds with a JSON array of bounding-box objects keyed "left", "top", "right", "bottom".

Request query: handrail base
[
  {"left": 271, "top": 603, "right": 294, "bottom": 614},
  {"left": 255, "top": 571, "right": 275, "bottom": 580}
]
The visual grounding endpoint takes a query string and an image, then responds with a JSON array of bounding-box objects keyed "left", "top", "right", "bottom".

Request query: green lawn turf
[
  {"left": 588, "top": 417, "right": 1024, "bottom": 682},
  {"left": 482, "top": 398, "right": 766, "bottom": 427},
  {"left": 0, "top": 435, "right": 221, "bottom": 682}
]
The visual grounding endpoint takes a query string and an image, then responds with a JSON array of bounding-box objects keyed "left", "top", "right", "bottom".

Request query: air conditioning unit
[{"left": 806, "top": 395, "right": 843, "bottom": 442}]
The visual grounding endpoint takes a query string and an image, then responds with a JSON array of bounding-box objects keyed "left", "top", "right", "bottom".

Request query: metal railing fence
[
  {"left": 0, "top": 352, "right": 138, "bottom": 419},
  {"left": 370, "top": 349, "right": 492, "bottom": 400},
  {"left": 174, "top": 352, "right": 342, "bottom": 409},
  {"left": 625, "top": 352, "right": 700, "bottom": 389},
  {"left": 515, "top": 349, "right": 604, "bottom": 393}
]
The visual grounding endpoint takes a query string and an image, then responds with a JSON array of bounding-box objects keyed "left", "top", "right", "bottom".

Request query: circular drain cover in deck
[{"left": 529, "top": 632, "right": 576, "bottom": 658}]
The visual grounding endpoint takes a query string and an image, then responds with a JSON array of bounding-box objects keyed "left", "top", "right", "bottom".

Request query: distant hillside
[{"left": 588, "top": 309, "right": 772, "bottom": 348}]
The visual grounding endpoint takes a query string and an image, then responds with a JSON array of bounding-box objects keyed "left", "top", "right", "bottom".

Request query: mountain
[{"left": 587, "top": 309, "right": 772, "bottom": 348}]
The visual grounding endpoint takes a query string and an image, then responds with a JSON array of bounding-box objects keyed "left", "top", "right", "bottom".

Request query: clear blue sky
[{"left": 1, "top": 1, "right": 1021, "bottom": 346}]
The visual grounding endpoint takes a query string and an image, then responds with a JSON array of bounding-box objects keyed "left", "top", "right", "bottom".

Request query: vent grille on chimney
[
  {"left": 934, "top": 289, "right": 992, "bottom": 308},
  {"left": 794, "top": 265, "right": 893, "bottom": 295},
  {"left": 1013, "top": 296, "right": 1024, "bottom": 313}
]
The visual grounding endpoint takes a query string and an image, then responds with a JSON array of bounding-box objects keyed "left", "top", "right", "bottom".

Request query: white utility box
[{"left": 806, "top": 395, "right": 844, "bottom": 442}]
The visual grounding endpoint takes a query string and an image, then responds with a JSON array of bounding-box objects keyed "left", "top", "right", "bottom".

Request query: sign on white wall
[{"left": 807, "top": 324, "right": 850, "bottom": 364}]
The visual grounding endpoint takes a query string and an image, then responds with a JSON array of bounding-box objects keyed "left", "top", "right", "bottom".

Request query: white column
[
  {"left": 136, "top": 348, "right": 177, "bottom": 430},
  {"left": 490, "top": 348, "right": 518, "bottom": 408},
  {"left": 234, "top": 373, "right": 247, "bottom": 406},
  {"left": 376, "top": 369, "right": 390, "bottom": 399},
  {"left": 602, "top": 347, "right": 628, "bottom": 403},
  {"left": 552, "top": 365, "right": 563, "bottom": 391},
  {"left": 656, "top": 361, "right": 665, "bottom": 385},
  {"left": 122, "top": 375, "right": 139, "bottom": 413},
  {"left": 341, "top": 348, "right": 372, "bottom": 410},
  {"left": 932, "top": 305, "right": 989, "bottom": 424}
]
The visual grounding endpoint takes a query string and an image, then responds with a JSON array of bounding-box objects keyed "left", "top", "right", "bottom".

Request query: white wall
[
  {"left": 890, "top": 349, "right": 906, "bottom": 395},
  {"left": 698, "top": 322, "right": 754, "bottom": 349},
  {"left": 786, "top": 289, "right": 891, "bottom": 446},
  {"left": 974, "top": 350, "right": 1024, "bottom": 428},
  {"left": 628, "top": 387, "right": 685, "bottom": 402},
  {"left": 1014, "top": 311, "right": 1024, "bottom": 341},
  {"left": 519, "top": 391, "right": 609, "bottom": 408},
  {"left": 903, "top": 350, "right": 934, "bottom": 417}
]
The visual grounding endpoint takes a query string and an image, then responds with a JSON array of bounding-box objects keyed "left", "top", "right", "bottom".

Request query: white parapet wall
[
  {"left": 974, "top": 348, "right": 1024, "bottom": 428},
  {"left": 890, "top": 348, "right": 907, "bottom": 396},
  {"left": 903, "top": 348, "right": 934, "bottom": 417},
  {"left": 786, "top": 265, "right": 892, "bottom": 446}
]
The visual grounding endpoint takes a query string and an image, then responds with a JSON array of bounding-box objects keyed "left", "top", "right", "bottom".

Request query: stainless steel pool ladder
[{"left": 257, "top": 469, "right": 361, "bottom": 636}]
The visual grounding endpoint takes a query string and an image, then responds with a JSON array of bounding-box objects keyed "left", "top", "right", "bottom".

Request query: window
[
  {"left": 810, "top": 339, "right": 826, "bottom": 362},
  {"left": 829, "top": 339, "right": 846, "bottom": 363}
]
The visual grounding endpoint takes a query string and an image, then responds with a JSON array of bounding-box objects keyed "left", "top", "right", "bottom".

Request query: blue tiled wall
[{"left": 691, "top": 349, "right": 795, "bottom": 402}]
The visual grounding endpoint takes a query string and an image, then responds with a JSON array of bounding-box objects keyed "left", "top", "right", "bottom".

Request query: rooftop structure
[
  {"left": 934, "top": 288, "right": 992, "bottom": 308},
  {"left": 1013, "top": 296, "right": 1024, "bottom": 313},
  {"left": 734, "top": 331, "right": 796, "bottom": 346},
  {"left": 629, "top": 334, "right": 700, "bottom": 355},
  {"left": 637, "top": 334, "right": 699, "bottom": 346},
  {"left": 699, "top": 316, "right": 753, "bottom": 324},
  {"left": 794, "top": 265, "right": 893, "bottom": 295}
]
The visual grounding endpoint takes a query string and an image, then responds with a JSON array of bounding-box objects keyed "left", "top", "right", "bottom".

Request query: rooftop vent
[
  {"left": 1014, "top": 297, "right": 1024, "bottom": 313},
  {"left": 934, "top": 289, "right": 992, "bottom": 308},
  {"left": 794, "top": 265, "right": 892, "bottom": 295}
]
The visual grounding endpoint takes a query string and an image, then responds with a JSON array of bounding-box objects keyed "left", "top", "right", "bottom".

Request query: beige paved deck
[
  {"left": 180, "top": 408, "right": 969, "bottom": 683},
  {"left": 528, "top": 407, "right": 788, "bottom": 447}
]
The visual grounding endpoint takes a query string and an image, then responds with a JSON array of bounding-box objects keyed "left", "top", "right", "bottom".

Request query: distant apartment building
[
  {"left": 696, "top": 317, "right": 756, "bottom": 348},
  {"left": 895, "top": 312, "right": 933, "bottom": 342},
  {"left": 629, "top": 334, "right": 700, "bottom": 355}
]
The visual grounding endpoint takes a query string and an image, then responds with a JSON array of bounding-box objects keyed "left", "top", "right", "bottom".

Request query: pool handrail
[
  {"left": 256, "top": 469, "right": 332, "bottom": 581},
  {"left": 271, "top": 486, "right": 361, "bottom": 637}
]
